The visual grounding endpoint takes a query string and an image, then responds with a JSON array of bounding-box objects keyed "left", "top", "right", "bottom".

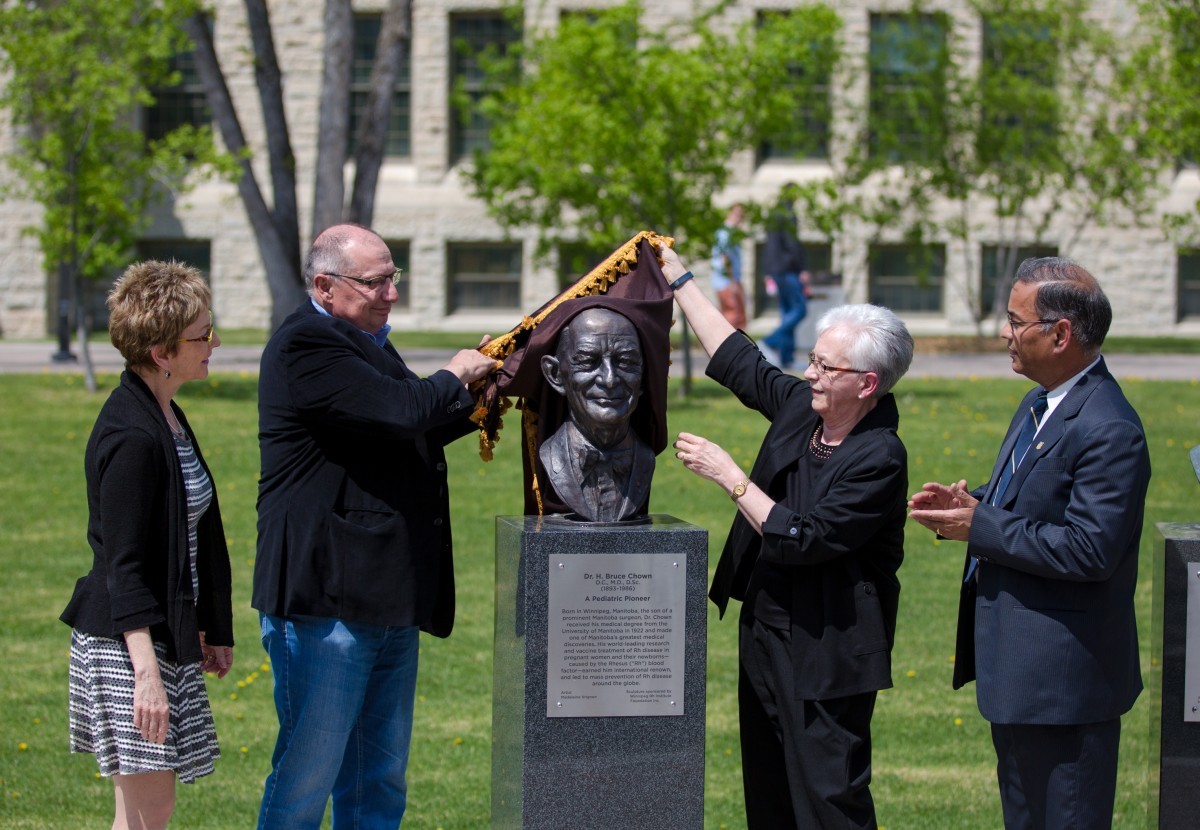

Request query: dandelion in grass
[
  {"left": 954, "top": 717, "right": 964, "bottom": 726},
  {"left": 18, "top": 742, "right": 27, "bottom": 751},
  {"left": 906, "top": 670, "right": 916, "bottom": 678}
]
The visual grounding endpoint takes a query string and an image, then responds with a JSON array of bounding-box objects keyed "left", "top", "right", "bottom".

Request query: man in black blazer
[
  {"left": 910, "top": 258, "right": 1150, "bottom": 829},
  {"left": 253, "top": 224, "right": 497, "bottom": 830}
]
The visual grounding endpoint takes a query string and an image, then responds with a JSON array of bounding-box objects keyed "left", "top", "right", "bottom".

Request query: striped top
[{"left": 174, "top": 432, "right": 212, "bottom": 598}]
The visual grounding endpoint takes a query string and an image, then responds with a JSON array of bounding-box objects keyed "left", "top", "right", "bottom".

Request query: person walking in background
[
  {"left": 253, "top": 223, "right": 498, "bottom": 830},
  {"left": 711, "top": 202, "right": 747, "bottom": 329},
  {"left": 909, "top": 258, "right": 1150, "bottom": 829},
  {"left": 660, "top": 243, "right": 913, "bottom": 829},
  {"left": 760, "top": 183, "right": 811, "bottom": 370},
  {"left": 61, "top": 261, "right": 233, "bottom": 830}
]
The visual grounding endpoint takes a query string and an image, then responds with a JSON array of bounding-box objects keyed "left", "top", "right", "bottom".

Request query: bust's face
[{"left": 548, "top": 308, "right": 643, "bottom": 431}]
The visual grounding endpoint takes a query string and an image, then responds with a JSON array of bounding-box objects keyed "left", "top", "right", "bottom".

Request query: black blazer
[
  {"left": 61, "top": 371, "right": 234, "bottom": 664},
  {"left": 956, "top": 358, "right": 1150, "bottom": 724},
  {"left": 707, "top": 335, "right": 908, "bottom": 699},
  {"left": 253, "top": 303, "right": 477, "bottom": 637}
]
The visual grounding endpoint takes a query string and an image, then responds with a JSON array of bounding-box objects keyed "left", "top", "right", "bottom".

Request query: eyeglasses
[
  {"left": 177, "top": 326, "right": 216, "bottom": 344},
  {"left": 1005, "top": 314, "right": 1060, "bottom": 331},
  {"left": 325, "top": 268, "right": 405, "bottom": 291},
  {"left": 808, "top": 352, "right": 867, "bottom": 377}
]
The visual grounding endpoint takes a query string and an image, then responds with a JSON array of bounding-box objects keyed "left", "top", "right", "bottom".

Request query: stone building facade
[{"left": 1, "top": 0, "right": 1198, "bottom": 340}]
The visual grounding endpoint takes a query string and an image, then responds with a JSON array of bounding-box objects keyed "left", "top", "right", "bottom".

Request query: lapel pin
[{"left": 1036, "top": 442, "right": 1044, "bottom": 450}]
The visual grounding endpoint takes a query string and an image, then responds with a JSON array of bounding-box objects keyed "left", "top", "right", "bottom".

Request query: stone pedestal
[
  {"left": 491, "top": 515, "right": 708, "bottom": 830},
  {"left": 1151, "top": 523, "right": 1200, "bottom": 828}
]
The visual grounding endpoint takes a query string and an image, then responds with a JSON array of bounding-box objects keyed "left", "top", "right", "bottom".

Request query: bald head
[{"left": 304, "top": 223, "right": 384, "bottom": 293}]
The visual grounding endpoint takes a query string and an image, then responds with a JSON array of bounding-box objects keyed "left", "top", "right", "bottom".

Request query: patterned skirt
[{"left": 68, "top": 629, "right": 220, "bottom": 783}]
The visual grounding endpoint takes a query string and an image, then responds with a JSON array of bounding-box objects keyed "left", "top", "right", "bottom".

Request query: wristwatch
[{"left": 730, "top": 480, "right": 749, "bottom": 501}]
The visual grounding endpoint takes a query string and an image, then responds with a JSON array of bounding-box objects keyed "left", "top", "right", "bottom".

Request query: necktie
[
  {"left": 991, "top": 390, "right": 1049, "bottom": 507},
  {"left": 965, "top": 390, "right": 1048, "bottom": 584}
]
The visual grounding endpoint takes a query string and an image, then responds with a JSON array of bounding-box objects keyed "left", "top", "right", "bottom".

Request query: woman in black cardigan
[
  {"left": 60, "top": 261, "right": 233, "bottom": 830},
  {"left": 661, "top": 245, "right": 913, "bottom": 829}
]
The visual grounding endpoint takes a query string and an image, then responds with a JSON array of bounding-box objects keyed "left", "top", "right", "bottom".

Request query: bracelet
[{"left": 669, "top": 271, "right": 694, "bottom": 291}]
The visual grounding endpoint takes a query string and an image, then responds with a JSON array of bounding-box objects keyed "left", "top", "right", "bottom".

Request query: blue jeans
[
  {"left": 762, "top": 272, "right": 808, "bottom": 369},
  {"left": 257, "top": 613, "right": 420, "bottom": 830}
]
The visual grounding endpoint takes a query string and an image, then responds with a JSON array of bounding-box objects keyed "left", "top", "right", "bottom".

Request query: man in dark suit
[
  {"left": 253, "top": 224, "right": 497, "bottom": 830},
  {"left": 910, "top": 257, "right": 1150, "bottom": 829}
]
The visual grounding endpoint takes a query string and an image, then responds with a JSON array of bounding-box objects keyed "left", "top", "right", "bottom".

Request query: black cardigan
[
  {"left": 60, "top": 371, "right": 234, "bottom": 664},
  {"left": 707, "top": 334, "right": 907, "bottom": 699}
]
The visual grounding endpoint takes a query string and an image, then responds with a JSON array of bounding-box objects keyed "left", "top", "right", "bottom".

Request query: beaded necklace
[{"left": 809, "top": 423, "right": 836, "bottom": 461}]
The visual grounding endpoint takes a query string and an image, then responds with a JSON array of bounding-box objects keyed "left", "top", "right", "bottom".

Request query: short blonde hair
[{"left": 107, "top": 260, "right": 211, "bottom": 369}]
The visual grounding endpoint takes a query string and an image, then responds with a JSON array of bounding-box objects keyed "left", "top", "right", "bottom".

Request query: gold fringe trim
[
  {"left": 477, "top": 230, "right": 673, "bottom": 362},
  {"left": 470, "top": 230, "right": 674, "bottom": 465}
]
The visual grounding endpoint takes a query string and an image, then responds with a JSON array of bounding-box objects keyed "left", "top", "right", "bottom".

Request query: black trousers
[
  {"left": 738, "top": 615, "right": 878, "bottom": 829},
  {"left": 991, "top": 718, "right": 1121, "bottom": 830}
]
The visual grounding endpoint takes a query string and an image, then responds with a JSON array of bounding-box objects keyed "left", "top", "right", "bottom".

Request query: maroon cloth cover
[{"left": 473, "top": 234, "right": 674, "bottom": 516}]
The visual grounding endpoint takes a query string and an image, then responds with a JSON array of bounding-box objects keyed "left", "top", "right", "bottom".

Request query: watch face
[{"left": 733, "top": 482, "right": 747, "bottom": 499}]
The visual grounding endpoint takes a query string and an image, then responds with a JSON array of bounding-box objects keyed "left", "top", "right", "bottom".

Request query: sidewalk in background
[{"left": 0, "top": 340, "right": 1194, "bottom": 381}]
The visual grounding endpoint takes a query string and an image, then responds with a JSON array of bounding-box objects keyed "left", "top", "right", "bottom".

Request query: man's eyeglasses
[
  {"left": 1005, "top": 314, "right": 1060, "bottom": 331},
  {"left": 325, "top": 269, "right": 405, "bottom": 291},
  {"left": 178, "top": 326, "right": 216, "bottom": 344},
  {"left": 808, "top": 352, "right": 867, "bottom": 377}
]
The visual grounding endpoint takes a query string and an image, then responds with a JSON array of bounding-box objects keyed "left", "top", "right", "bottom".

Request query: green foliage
[
  {"left": 1131, "top": 0, "right": 1200, "bottom": 247},
  {"left": 463, "top": 1, "right": 843, "bottom": 258},
  {"left": 1, "top": 370, "right": 1197, "bottom": 827},
  {"left": 0, "top": 0, "right": 232, "bottom": 283}
]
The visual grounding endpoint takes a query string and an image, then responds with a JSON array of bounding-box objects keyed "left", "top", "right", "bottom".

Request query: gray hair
[
  {"left": 303, "top": 223, "right": 374, "bottom": 292},
  {"left": 816, "top": 304, "right": 914, "bottom": 397},
  {"left": 1013, "top": 257, "right": 1111, "bottom": 353}
]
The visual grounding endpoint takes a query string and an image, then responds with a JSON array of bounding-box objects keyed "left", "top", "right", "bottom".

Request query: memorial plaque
[
  {"left": 1186, "top": 561, "right": 1200, "bottom": 722},
  {"left": 546, "top": 552, "right": 686, "bottom": 717}
]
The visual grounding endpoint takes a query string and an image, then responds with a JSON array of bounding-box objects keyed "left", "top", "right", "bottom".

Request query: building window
[
  {"left": 1179, "top": 251, "right": 1200, "bottom": 321},
  {"left": 558, "top": 243, "right": 608, "bottom": 292},
  {"left": 450, "top": 13, "right": 521, "bottom": 164},
  {"left": 978, "top": 15, "right": 1057, "bottom": 166},
  {"left": 447, "top": 242, "right": 522, "bottom": 311},
  {"left": 145, "top": 48, "right": 210, "bottom": 141},
  {"left": 351, "top": 14, "right": 411, "bottom": 158},
  {"left": 868, "top": 13, "right": 948, "bottom": 163},
  {"left": 384, "top": 239, "right": 411, "bottom": 309},
  {"left": 753, "top": 242, "right": 832, "bottom": 315},
  {"left": 979, "top": 244, "right": 1057, "bottom": 316},
  {"left": 869, "top": 244, "right": 945, "bottom": 313},
  {"left": 82, "top": 239, "right": 214, "bottom": 331},
  {"left": 757, "top": 10, "right": 834, "bottom": 161}
]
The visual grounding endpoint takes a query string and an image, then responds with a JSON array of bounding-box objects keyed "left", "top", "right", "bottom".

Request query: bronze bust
[{"left": 539, "top": 308, "right": 654, "bottom": 522}]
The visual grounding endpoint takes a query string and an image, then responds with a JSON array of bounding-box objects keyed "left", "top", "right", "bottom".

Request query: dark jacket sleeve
[{"left": 93, "top": 425, "right": 171, "bottom": 634}]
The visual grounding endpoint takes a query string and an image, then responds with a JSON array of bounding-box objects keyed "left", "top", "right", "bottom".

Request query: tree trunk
[
  {"left": 348, "top": 0, "right": 411, "bottom": 226},
  {"left": 312, "top": 0, "right": 352, "bottom": 236},
  {"left": 183, "top": 11, "right": 303, "bottom": 331},
  {"left": 243, "top": 0, "right": 300, "bottom": 265},
  {"left": 74, "top": 271, "right": 96, "bottom": 393}
]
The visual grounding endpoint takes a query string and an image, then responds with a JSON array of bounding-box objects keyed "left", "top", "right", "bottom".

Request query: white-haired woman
[{"left": 660, "top": 246, "right": 913, "bottom": 830}]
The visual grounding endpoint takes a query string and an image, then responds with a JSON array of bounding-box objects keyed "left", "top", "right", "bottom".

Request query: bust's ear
[{"left": 541, "top": 354, "right": 566, "bottom": 395}]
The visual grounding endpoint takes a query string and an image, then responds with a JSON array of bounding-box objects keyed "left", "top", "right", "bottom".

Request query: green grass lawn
[{"left": 1, "top": 369, "right": 1197, "bottom": 829}]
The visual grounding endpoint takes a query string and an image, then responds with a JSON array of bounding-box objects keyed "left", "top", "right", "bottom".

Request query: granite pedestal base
[
  {"left": 1151, "top": 523, "right": 1200, "bottom": 828},
  {"left": 492, "top": 515, "right": 708, "bottom": 830}
]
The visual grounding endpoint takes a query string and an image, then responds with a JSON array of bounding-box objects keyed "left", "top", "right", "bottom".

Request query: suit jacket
[
  {"left": 61, "top": 371, "right": 234, "bottom": 664},
  {"left": 955, "top": 357, "right": 1150, "bottom": 725},
  {"left": 707, "top": 335, "right": 907, "bottom": 699},
  {"left": 253, "top": 302, "right": 476, "bottom": 637},
  {"left": 539, "top": 420, "right": 655, "bottom": 521}
]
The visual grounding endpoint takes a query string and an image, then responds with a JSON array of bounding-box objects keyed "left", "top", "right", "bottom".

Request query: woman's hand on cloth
[
  {"left": 132, "top": 674, "right": 170, "bottom": 744},
  {"left": 658, "top": 244, "right": 689, "bottom": 284}
]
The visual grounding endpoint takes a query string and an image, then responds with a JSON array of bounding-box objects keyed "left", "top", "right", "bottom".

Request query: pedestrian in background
[
  {"left": 760, "top": 184, "right": 811, "bottom": 370},
  {"left": 711, "top": 202, "right": 747, "bottom": 329}
]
